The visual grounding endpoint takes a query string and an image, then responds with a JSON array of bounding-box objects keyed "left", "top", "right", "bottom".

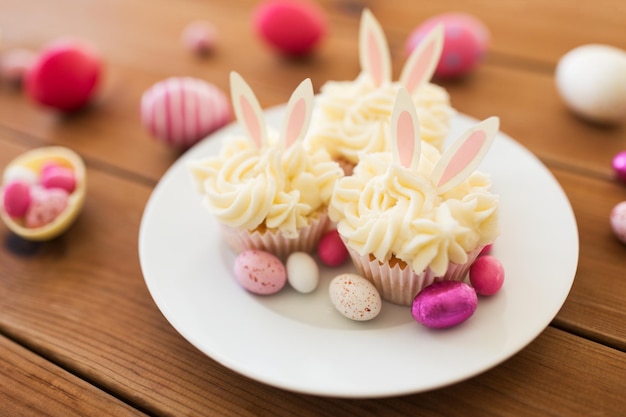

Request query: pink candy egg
[
  {"left": 141, "top": 77, "right": 232, "bottom": 148},
  {"left": 2, "top": 180, "right": 32, "bottom": 218},
  {"left": 469, "top": 255, "right": 505, "bottom": 296},
  {"left": 412, "top": 281, "right": 477, "bottom": 329},
  {"left": 41, "top": 164, "right": 76, "bottom": 193},
  {"left": 612, "top": 150, "right": 626, "bottom": 183},
  {"left": 181, "top": 20, "right": 217, "bottom": 55},
  {"left": 233, "top": 249, "right": 287, "bottom": 295},
  {"left": 317, "top": 229, "right": 348, "bottom": 267},
  {"left": 405, "top": 13, "right": 490, "bottom": 79},
  {"left": 25, "top": 38, "right": 102, "bottom": 111},
  {"left": 610, "top": 201, "right": 626, "bottom": 244},
  {"left": 253, "top": 0, "right": 327, "bottom": 57},
  {"left": 24, "top": 187, "right": 69, "bottom": 228}
]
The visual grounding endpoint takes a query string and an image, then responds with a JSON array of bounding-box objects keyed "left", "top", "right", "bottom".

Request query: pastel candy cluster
[{"left": 2, "top": 161, "right": 77, "bottom": 228}]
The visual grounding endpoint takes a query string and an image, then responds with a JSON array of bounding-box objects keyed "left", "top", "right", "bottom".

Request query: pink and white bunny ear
[
  {"left": 431, "top": 116, "right": 499, "bottom": 194},
  {"left": 280, "top": 78, "right": 314, "bottom": 150},
  {"left": 399, "top": 24, "right": 444, "bottom": 94},
  {"left": 229, "top": 71, "right": 267, "bottom": 149},
  {"left": 391, "top": 87, "right": 421, "bottom": 171},
  {"left": 359, "top": 9, "right": 392, "bottom": 88}
]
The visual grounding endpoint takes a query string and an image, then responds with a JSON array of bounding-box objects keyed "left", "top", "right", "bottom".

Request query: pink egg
[
  {"left": 25, "top": 38, "right": 102, "bottom": 111},
  {"left": 469, "top": 255, "right": 505, "bottom": 296},
  {"left": 405, "top": 13, "right": 490, "bottom": 79},
  {"left": 41, "top": 165, "right": 76, "bottom": 193},
  {"left": 411, "top": 281, "right": 477, "bottom": 328},
  {"left": 610, "top": 201, "right": 626, "bottom": 244},
  {"left": 141, "top": 77, "right": 232, "bottom": 148},
  {"left": 24, "top": 187, "right": 69, "bottom": 228},
  {"left": 233, "top": 249, "right": 287, "bottom": 295},
  {"left": 253, "top": 0, "right": 327, "bottom": 57},
  {"left": 479, "top": 243, "right": 493, "bottom": 256},
  {"left": 181, "top": 20, "right": 217, "bottom": 55},
  {"left": 2, "top": 180, "right": 32, "bottom": 218},
  {"left": 612, "top": 150, "right": 626, "bottom": 183},
  {"left": 317, "top": 229, "right": 348, "bottom": 267}
]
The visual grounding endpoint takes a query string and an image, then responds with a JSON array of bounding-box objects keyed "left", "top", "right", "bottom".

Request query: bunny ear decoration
[
  {"left": 359, "top": 9, "right": 392, "bottom": 88},
  {"left": 280, "top": 78, "right": 314, "bottom": 150},
  {"left": 390, "top": 87, "right": 421, "bottom": 171},
  {"left": 399, "top": 24, "right": 444, "bottom": 94},
  {"left": 229, "top": 71, "right": 267, "bottom": 149},
  {"left": 431, "top": 116, "right": 500, "bottom": 194}
]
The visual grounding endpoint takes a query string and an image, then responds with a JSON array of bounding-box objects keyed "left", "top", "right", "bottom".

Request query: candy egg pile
[{"left": 1, "top": 147, "right": 86, "bottom": 241}]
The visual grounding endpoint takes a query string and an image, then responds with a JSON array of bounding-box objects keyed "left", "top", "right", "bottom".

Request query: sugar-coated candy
[
  {"left": 329, "top": 273, "right": 382, "bottom": 321},
  {"left": 612, "top": 151, "right": 626, "bottom": 183},
  {"left": 253, "top": 0, "right": 327, "bottom": 56},
  {"left": 405, "top": 13, "right": 489, "bottom": 79},
  {"left": 181, "top": 20, "right": 217, "bottom": 55},
  {"left": 140, "top": 77, "right": 232, "bottom": 148},
  {"left": 610, "top": 201, "right": 626, "bottom": 244},
  {"left": 233, "top": 250, "right": 287, "bottom": 295},
  {"left": 25, "top": 38, "right": 102, "bottom": 111},
  {"left": 0, "top": 48, "right": 36, "bottom": 85},
  {"left": 24, "top": 187, "right": 69, "bottom": 228},
  {"left": 317, "top": 229, "right": 348, "bottom": 267},
  {"left": 412, "top": 281, "right": 477, "bottom": 329},
  {"left": 2, "top": 180, "right": 32, "bottom": 218},
  {"left": 469, "top": 255, "right": 504, "bottom": 296},
  {"left": 286, "top": 252, "right": 319, "bottom": 293},
  {"left": 41, "top": 164, "right": 76, "bottom": 193},
  {"left": 2, "top": 165, "right": 38, "bottom": 186},
  {"left": 556, "top": 44, "right": 626, "bottom": 125},
  {"left": 479, "top": 243, "right": 493, "bottom": 256}
]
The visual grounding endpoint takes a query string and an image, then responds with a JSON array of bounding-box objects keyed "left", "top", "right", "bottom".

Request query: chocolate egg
[
  {"left": 233, "top": 250, "right": 287, "bottom": 295},
  {"left": 329, "top": 273, "right": 382, "bottom": 321},
  {"left": 140, "top": 77, "right": 232, "bottom": 148},
  {"left": 411, "top": 281, "right": 477, "bottom": 328},
  {"left": 405, "top": 13, "right": 490, "bottom": 79}
]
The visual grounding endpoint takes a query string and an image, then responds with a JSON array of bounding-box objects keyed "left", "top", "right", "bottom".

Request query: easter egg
[
  {"left": 25, "top": 38, "right": 102, "bottom": 111},
  {"left": 317, "top": 229, "right": 348, "bottom": 267},
  {"left": 613, "top": 151, "right": 626, "bottom": 183},
  {"left": 181, "top": 20, "right": 217, "bottom": 55},
  {"left": 469, "top": 255, "right": 505, "bottom": 296},
  {"left": 555, "top": 44, "right": 626, "bottom": 124},
  {"left": 24, "top": 187, "right": 69, "bottom": 229},
  {"left": 233, "top": 250, "right": 287, "bottom": 295},
  {"left": 140, "top": 77, "right": 232, "bottom": 148},
  {"left": 2, "top": 180, "right": 32, "bottom": 218},
  {"left": 253, "top": 0, "right": 327, "bottom": 56},
  {"left": 286, "top": 251, "right": 319, "bottom": 293},
  {"left": 405, "top": 13, "right": 490, "bottom": 79},
  {"left": 411, "top": 281, "right": 477, "bottom": 328},
  {"left": 610, "top": 201, "right": 626, "bottom": 245},
  {"left": 0, "top": 48, "right": 36, "bottom": 85},
  {"left": 329, "top": 273, "right": 382, "bottom": 321}
]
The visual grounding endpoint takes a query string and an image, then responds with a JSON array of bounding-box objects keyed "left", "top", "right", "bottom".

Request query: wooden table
[{"left": 1, "top": 1, "right": 625, "bottom": 415}]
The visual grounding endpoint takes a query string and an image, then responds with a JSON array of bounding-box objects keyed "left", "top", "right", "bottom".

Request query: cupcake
[
  {"left": 190, "top": 72, "right": 342, "bottom": 259},
  {"left": 305, "top": 9, "right": 455, "bottom": 174},
  {"left": 328, "top": 88, "right": 499, "bottom": 305}
]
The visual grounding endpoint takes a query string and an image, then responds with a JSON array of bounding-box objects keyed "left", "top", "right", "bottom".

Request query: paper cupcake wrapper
[
  {"left": 347, "top": 246, "right": 483, "bottom": 306},
  {"left": 221, "top": 213, "right": 329, "bottom": 260}
]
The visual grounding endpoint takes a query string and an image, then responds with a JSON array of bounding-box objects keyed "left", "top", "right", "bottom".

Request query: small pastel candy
[
  {"left": 411, "top": 281, "right": 477, "bottom": 329},
  {"left": 24, "top": 187, "right": 69, "bottom": 228},
  {"left": 181, "top": 20, "right": 217, "bottom": 55},
  {"left": 0, "top": 48, "right": 36, "bottom": 85},
  {"left": 2, "top": 180, "right": 32, "bottom": 218},
  {"left": 317, "top": 229, "right": 348, "bottom": 267},
  {"left": 612, "top": 151, "right": 626, "bottom": 183},
  {"left": 2, "top": 165, "right": 38, "bottom": 185},
  {"left": 253, "top": 0, "right": 327, "bottom": 57},
  {"left": 329, "top": 273, "right": 382, "bottom": 321},
  {"left": 233, "top": 249, "right": 287, "bottom": 295},
  {"left": 405, "top": 13, "right": 490, "bottom": 79},
  {"left": 140, "top": 77, "right": 232, "bottom": 148},
  {"left": 479, "top": 243, "right": 493, "bottom": 256},
  {"left": 286, "top": 251, "right": 319, "bottom": 293},
  {"left": 41, "top": 165, "right": 76, "bottom": 193},
  {"left": 25, "top": 38, "right": 102, "bottom": 112},
  {"left": 469, "top": 255, "right": 505, "bottom": 296},
  {"left": 610, "top": 201, "right": 626, "bottom": 244}
]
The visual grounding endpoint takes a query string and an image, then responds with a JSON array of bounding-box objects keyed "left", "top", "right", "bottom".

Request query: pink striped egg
[{"left": 140, "top": 77, "right": 231, "bottom": 148}]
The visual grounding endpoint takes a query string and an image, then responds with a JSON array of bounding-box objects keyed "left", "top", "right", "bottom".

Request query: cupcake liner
[
  {"left": 346, "top": 246, "right": 483, "bottom": 306},
  {"left": 221, "top": 212, "right": 329, "bottom": 260}
]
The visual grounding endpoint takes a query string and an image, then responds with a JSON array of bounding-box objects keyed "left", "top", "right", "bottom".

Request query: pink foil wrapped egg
[
  {"left": 405, "top": 13, "right": 490, "bottom": 79},
  {"left": 141, "top": 77, "right": 232, "bottom": 148},
  {"left": 412, "top": 281, "right": 478, "bottom": 328}
]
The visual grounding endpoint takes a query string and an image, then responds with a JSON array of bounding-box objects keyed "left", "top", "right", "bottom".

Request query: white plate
[{"left": 139, "top": 108, "right": 579, "bottom": 398}]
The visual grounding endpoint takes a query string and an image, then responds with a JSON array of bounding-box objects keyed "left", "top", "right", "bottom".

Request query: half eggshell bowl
[{"left": 0, "top": 146, "right": 86, "bottom": 241}]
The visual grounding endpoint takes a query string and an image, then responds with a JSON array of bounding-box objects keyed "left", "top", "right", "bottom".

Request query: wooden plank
[{"left": 0, "top": 335, "right": 146, "bottom": 417}]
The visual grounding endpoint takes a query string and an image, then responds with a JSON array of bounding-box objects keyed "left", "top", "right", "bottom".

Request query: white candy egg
[
  {"left": 555, "top": 44, "right": 626, "bottom": 124},
  {"left": 329, "top": 273, "right": 382, "bottom": 321},
  {"left": 286, "top": 252, "right": 319, "bottom": 293}
]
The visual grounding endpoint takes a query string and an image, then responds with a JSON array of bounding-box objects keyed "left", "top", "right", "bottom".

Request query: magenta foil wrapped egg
[
  {"left": 411, "top": 281, "right": 478, "bottom": 328},
  {"left": 140, "top": 77, "right": 232, "bottom": 148}
]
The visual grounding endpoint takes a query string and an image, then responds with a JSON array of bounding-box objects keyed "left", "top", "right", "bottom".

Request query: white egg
[
  {"left": 286, "top": 252, "right": 319, "bottom": 293},
  {"left": 555, "top": 44, "right": 626, "bottom": 124},
  {"left": 329, "top": 273, "right": 382, "bottom": 321},
  {"left": 3, "top": 165, "right": 38, "bottom": 185}
]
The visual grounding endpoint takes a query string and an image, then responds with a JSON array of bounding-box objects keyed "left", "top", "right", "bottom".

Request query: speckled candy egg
[
  {"left": 405, "top": 13, "right": 490, "bottom": 79},
  {"left": 329, "top": 273, "right": 382, "bottom": 321},
  {"left": 610, "top": 201, "right": 626, "bottom": 244},
  {"left": 556, "top": 44, "right": 626, "bottom": 124},
  {"left": 140, "top": 77, "right": 232, "bottom": 148},
  {"left": 233, "top": 250, "right": 287, "bottom": 295},
  {"left": 412, "top": 281, "right": 478, "bottom": 329}
]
